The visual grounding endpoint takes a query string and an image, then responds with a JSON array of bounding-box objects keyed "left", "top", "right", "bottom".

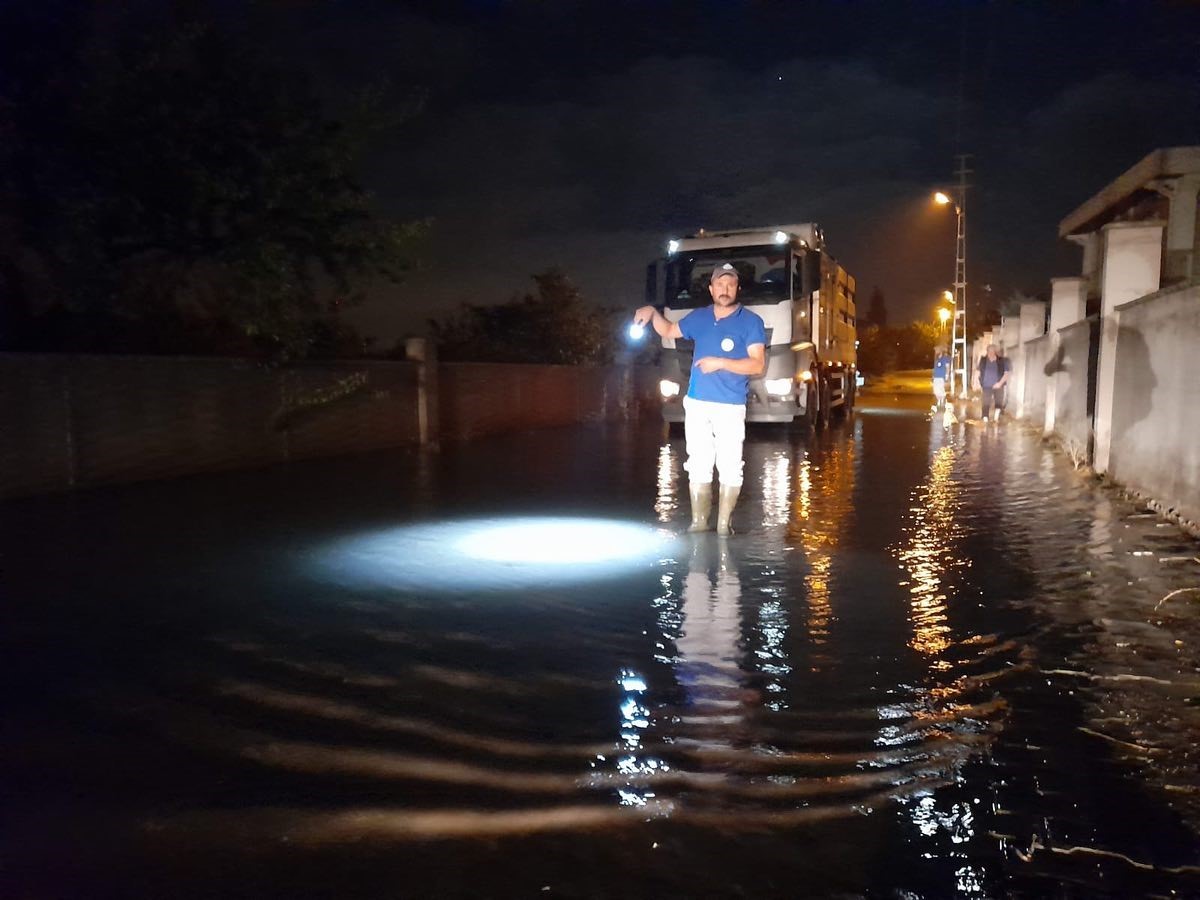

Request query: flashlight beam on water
[{"left": 316, "top": 517, "right": 680, "bottom": 593}]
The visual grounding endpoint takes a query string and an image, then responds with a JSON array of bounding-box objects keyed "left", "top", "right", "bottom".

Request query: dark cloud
[{"left": 336, "top": 2, "right": 1199, "bottom": 340}]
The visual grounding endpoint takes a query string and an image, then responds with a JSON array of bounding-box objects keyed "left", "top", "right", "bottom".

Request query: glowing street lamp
[{"left": 937, "top": 306, "right": 951, "bottom": 327}]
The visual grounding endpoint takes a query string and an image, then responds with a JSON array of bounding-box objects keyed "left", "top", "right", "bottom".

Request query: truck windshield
[{"left": 664, "top": 248, "right": 790, "bottom": 309}]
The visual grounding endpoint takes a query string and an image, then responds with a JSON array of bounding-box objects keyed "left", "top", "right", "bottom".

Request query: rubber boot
[
  {"left": 687, "top": 483, "right": 713, "bottom": 532},
  {"left": 716, "top": 484, "right": 741, "bottom": 536}
]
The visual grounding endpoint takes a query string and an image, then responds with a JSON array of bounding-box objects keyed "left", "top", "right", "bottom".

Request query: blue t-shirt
[
  {"left": 678, "top": 305, "right": 767, "bottom": 405},
  {"left": 932, "top": 355, "right": 951, "bottom": 379}
]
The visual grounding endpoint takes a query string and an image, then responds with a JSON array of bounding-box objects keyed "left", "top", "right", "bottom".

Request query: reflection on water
[
  {"left": 794, "top": 457, "right": 833, "bottom": 655},
  {"left": 674, "top": 538, "right": 748, "bottom": 737},
  {"left": 896, "top": 432, "right": 967, "bottom": 660},
  {"left": 654, "top": 441, "right": 679, "bottom": 524},
  {"left": 600, "top": 536, "right": 750, "bottom": 809},
  {"left": 786, "top": 435, "right": 858, "bottom": 665},
  {"left": 4, "top": 416, "right": 1200, "bottom": 897},
  {"left": 759, "top": 451, "right": 791, "bottom": 529}
]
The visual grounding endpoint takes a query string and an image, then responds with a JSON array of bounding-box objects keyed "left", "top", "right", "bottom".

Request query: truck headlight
[
  {"left": 659, "top": 379, "right": 681, "bottom": 398},
  {"left": 764, "top": 378, "right": 793, "bottom": 396}
]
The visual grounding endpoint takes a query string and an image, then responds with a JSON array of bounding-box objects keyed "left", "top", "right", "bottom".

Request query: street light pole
[{"left": 934, "top": 154, "right": 972, "bottom": 399}]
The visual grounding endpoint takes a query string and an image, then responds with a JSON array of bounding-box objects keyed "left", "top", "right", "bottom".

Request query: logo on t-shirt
[{"left": 720, "top": 337, "right": 734, "bottom": 352}]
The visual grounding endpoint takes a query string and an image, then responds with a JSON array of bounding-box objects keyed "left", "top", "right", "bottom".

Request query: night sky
[{"left": 262, "top": 1, "right": 1198, "bottom": 339}]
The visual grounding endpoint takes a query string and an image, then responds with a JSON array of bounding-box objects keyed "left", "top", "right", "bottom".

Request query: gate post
[{"left": 405, "top": 338, "right": 439, "bottom": 448}]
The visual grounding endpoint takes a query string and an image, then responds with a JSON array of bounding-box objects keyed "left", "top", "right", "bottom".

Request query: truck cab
[{"left": 647, "top": 224, "right": 857, "bottom": 425}]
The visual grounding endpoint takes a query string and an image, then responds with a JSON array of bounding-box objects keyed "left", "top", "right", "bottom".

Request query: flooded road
[{"left": 4, "top": 390, "right": 1200, "bottom": 898}]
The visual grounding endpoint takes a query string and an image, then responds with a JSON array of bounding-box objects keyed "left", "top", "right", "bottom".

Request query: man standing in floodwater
[
  {"left": 633, "top": 263, "right": 766, "bottom": 535},
  {"left": 974, "top": 344, "right": 1012, "bottom": 422}
]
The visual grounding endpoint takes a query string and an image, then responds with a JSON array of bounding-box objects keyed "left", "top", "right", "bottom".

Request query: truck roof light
[
  {"left": 667, "top": 239, "right": 680, "bottom": 254},
  {"left": 773, "top": 231, "right": 788, "bottom": 244}
]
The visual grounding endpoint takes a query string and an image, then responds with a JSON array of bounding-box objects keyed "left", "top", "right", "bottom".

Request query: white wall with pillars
[
  {"left": 1163, "top": 173, "right": 1200, "bottom": 283},
  {"left": 1044, "top": 278, "right": 1088, "bottom": 435},
  {"left": 1107, "top": 285, "right": 1200, "bottom": 533},
  {"left": 1049, "top": 278, "right": 1088, "bottom": 334},
  {"left": 1093, "top": 222, "right": 1164, "bottom": 474},
  {"left": 1025, "top": 148, "right": 1200, "bottom": 530},
  {"left": 1011, "top": 301, "right": 1047, "bottom": 419}
]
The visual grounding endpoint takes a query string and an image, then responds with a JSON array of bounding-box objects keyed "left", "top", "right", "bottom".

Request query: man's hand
[
  {"left": 694, "top": 356, "right": 725, "bottom": 374},
  {"left": 633, "top": 306, "right": 683, "bottom": 340},
  {"left": 633, "top": 305, "right": 655, "bottom": 327}
]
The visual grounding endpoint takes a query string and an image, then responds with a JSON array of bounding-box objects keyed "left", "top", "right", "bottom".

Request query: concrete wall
[
  {"left": 1007, "top": 301, "right": 1047, "bottom": 419},
  {"left": 1021, "top": 334, "right": 1051, "bottom": 425},
  {"left": 1106, "top": 285, "right": 1200, "bottom": 529},
  {"left": 0, "top": 354, "right": 657, "bottom": 498},
  {"left": 438, "top": 363, "right": 657, "bottom": 442},
  {"left": 1051, "top": 317, "right": 1098, "bottom": 459},
  {"left": 1094, "top": 222, "right": 1164, "bottom": 472},
  {"left": 1050, "top": 149, "right": 1200, "bottom": 530},
  {"left": 1045, "top": 279, "right": 1089, "bottom": 435},
  {"left": 0, "top": 355, "right": 423, "bottom": 496}
]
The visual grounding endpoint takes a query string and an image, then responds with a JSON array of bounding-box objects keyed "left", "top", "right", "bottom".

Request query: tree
[
  {"left": 0, "top": 4, "right": 422, "bottom": 359},
  {"left": 430, "top": 269, "right": 619, "bottom": 365},
  {"left": 856, "top": 324, "right": 898, "bottom": 374},
  {"left": 865, "top": 286, "right": 888, "bottom": 328},
  {"left": 856, "top": 321, "right": 941, "bottom": 373}
]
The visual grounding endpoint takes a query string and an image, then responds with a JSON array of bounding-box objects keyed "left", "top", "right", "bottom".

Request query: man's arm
[
  {"left": 695, "top": 343, "right": 765, "bottom": 375},
  {"left": 633, "top": 305, "right": 683, "bottom": 340}
]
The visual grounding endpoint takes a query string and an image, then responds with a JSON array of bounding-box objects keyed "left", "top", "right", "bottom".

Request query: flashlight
[{"left": 628, "top": 322, "right": 646, "bottom": 341}]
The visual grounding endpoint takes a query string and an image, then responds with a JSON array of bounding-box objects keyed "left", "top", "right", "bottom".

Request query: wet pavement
[{"left": 3, "top": 388, "right": 1200, "bottom": 898}]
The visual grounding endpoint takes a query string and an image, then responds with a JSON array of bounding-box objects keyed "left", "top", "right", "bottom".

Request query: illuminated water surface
[{"left": 3, "top": 396, "right": 1200, "bottom": 897}]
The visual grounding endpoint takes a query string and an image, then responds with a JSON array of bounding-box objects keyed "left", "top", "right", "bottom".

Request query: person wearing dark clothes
[{"left": 974, "top": 344, "right": 1011, "bottom": 422}]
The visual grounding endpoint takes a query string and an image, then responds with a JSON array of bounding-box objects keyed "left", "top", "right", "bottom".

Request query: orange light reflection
[
  {"left": 786, "top": 439, "right": 857, "bottom": 668},
  {"left": 896, "top": 440, "right": 967, "bottom": 659}
]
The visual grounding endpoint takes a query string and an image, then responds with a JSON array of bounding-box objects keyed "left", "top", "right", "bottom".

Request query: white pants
[
  {"left": 932, "top": 377, "right": 946, "bottom": 404},
  {"left": 683, "top": 396, "right": 746, "bottom": 487}
]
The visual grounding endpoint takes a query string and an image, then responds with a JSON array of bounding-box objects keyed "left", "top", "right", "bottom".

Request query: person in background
[
  {"left": 633, "top": 263, "right": 766, "bottom": 535},
  {"left": 974, "top": 344, "right": 1011, "bottom": 422},
  {"left": 931, "top": 345, "right": 952, "bottom": 411}
]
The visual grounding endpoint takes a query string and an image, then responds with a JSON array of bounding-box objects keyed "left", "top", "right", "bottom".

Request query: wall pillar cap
[{"left": 1101, "top": 219, "right": 1166, "bottom": 232}]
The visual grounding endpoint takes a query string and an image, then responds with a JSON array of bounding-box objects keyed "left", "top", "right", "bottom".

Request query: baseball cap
[{"left": 709, "top": 262, "right": 740, "bottom": 283}]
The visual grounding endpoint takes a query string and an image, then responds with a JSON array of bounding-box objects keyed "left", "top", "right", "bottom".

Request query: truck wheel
[
  {"left": 803, "top": 383, "right": 818, "bottom": 431},
  {"left": 834, "top": 374, "right": 853, "bottom": 419}
]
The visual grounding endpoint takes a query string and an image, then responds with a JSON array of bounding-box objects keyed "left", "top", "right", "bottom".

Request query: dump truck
[{"left": 645, "top": 224, "right": 857, "bottom": 425}]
